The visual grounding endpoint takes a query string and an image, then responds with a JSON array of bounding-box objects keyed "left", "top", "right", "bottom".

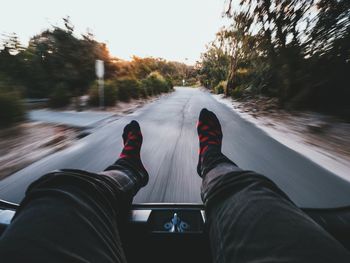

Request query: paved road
[
  {"left": 1, "top": 87, "right": 350, "bottom": 208},
  {"left": 29, "top": 110, "right": 116, "bottom": 128}
]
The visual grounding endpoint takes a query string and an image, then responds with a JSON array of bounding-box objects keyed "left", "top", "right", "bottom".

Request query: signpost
[{"left": 95, "top": 60, "right": 105, "bottom": 110}]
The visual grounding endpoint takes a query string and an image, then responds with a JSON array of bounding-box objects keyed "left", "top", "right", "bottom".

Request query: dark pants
[
  {"left": 202, "top": 163, "right": 350, "bottom": 262},
  {"left": 1, "top": 157, "right": 349, "bottom": 262}
]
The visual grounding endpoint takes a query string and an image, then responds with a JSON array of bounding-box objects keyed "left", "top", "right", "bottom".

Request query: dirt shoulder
[
  {"left": 0, "top": 122, "right": 77, "bottom": 180},
  {"left": 0, "top": 95, "right": 164, "bottom": 180},
  {"left": 213, "top": 94, "right": 350, "bottom": 181}
]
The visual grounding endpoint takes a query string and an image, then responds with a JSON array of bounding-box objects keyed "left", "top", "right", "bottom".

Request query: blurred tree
[
  {"left": 0, "top": 74, "right": 25, "bottom": 127},
  {"left": 114, "top": 57, "right": 193, "bottom": 86},
  {"left": 224, "top": 0, "right": 312, "bottom": 102},
  {"left": 13, "top": 18, "right": 117, "bottom": 99},
  {"left": 303, "top": 0, "right": 350, "bottom": 115},
  {"left": 197, "top": 42, "right": 230, "bottom": 91},
  {"left": 0, "top": 33, "right": 26, "bottom": 85},
  {"left": 199, "top": 0, "right": 350, "bottom": 117},
  {"left": 0, "top": 17, "right": 196, "bottom": 115}
]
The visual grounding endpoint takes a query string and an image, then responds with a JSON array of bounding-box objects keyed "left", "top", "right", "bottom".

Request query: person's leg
[
  {"left": 0, "top": 120, "right": 148, "bottom": 263},
  {"left": 197, "top": 108, "right": 350, "bottom": 263}
]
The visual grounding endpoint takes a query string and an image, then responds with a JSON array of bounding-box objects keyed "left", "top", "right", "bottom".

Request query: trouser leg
[
  {"left": 201, "top": 158, "right": 350, "bottom": 263},
  {"left": 0, "top": 158, "right": 143, "bottom": 263}
]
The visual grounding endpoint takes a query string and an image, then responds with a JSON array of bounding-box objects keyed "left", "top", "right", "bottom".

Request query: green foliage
[
  {"left": 0, "top": 77, "right": 25, "bottom": 127},
  {"left": 115, "top": 57, "right": 195, "bottom": 87},
  {"left": 0, "top": 18, "right": 118, "bottom": 99},
  {"left": 231, "top": 86, "right": 244, "bottom": 99},
  {"left": 214, "top": 81, "right": 227, "bottom": 94},
  {"left": 200, "top": 0, "right": 350, "bottom": 117},
  {"left": 115, "top": 77, "right": 142, "bottom": 102},
  {"left": 198, "top": 45, "right": 230, "bottom": 89},
  {"left": 48, "top": 83, "right": 71, "bottom": 108},
  {"left": 142, "top": 72, "right": 172, "bottom": 96},
  {"left": 165, "top": 77, "right": 174, "bottom": 91},
  {"left": 0, "top": 18, "right": 193, "bottom": 118},
  {"left": 88, "top": 80, "right": 118, "bottom": 107},
  {"left": 0, "top": 90, "right": 25, "bottom": 127}
]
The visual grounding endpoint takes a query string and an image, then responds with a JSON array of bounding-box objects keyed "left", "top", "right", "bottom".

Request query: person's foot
[
  {"left": 119, "top": 120, "right": 148, "bottom": 185},
  {"left": 197, "top": 108, "right": 223, "bottom": 176}
]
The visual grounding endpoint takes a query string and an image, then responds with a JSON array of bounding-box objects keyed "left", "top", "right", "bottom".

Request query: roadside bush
[
  {"left": 138, "top": 83, "right": 149, "bottom": 98},
  {"left": 0, "top": 90, "right": 25, "bottom": 127},
  {"left": 231, "top": 86, "right": 244, "bottom": 99},
  {"left": 87, "top": 73, "right": 172, "bottom": 107},
  {"left": 49, "top": 83, "right": 71, "bottom": 108},
  {"left": 214, "top": 81, "right": 226, "bottom": 94},
  {"left": 165, "top": 77, "right": 174, "bottom": 91},
  {"left": 140, "top": 78, "right": 153, "bottom": 96},
  {"left": 186, "top": 77, "right": 198, "bottom": 87},
  {"left": 115, "top": 77, "right": 141, "bottom": 102},
  {"left": 88, "top": 80, "right": 118, "bottom": 107},
  {"left": 142, "top": 72, "right": 172, "bottom": 96}
]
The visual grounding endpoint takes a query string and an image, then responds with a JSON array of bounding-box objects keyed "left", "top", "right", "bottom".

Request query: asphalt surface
[
  {"left": 29, "top": 110, "right": 116, "bottom": 128},
  {"left": 1, "top": 87, "right": 350, "bottom": 208}
]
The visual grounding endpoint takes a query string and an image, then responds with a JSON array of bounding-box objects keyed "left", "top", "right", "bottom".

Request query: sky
[{"left": 0, "top": 0, "right": 229, "bottom": 64}]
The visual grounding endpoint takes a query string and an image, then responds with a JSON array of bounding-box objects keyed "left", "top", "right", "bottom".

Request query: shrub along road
[{"left": 1, "top": 87, "right": 350, "bottom": 208}]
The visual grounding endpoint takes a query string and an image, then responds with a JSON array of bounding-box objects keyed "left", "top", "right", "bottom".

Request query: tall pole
[
  {"left": 95, "top": 60, "right": 105, "bottom": 110},
  {"left": 98, "top": 78, "right": 104, "bottom": 110}
]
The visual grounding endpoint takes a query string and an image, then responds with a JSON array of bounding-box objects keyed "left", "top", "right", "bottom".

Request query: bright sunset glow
[{"left": 0, "top": 0, "right": 228, "bottom": 64}]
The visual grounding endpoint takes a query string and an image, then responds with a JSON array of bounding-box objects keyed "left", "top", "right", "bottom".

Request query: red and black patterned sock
[
  {"left": 119, "top": 120, "right": 148, "bottom": 180},
  {"left": 197, "top": 108, "right": 223, "bottom": 176}
]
